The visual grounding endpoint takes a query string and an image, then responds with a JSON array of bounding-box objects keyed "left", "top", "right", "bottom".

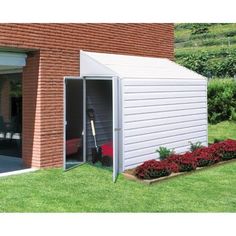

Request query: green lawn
[
  {"left": 208, "top": 121, "right": 236, "bottom": 143},
  {"left": 0, "top": 121, "right": 236, "bottom": 212},
  {"left": 0, "top": 161, "right": 236, "bottom": 212}
]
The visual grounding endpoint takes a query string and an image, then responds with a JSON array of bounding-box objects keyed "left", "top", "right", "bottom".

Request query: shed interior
[
  {"left": 65, "top": 78, "right": 113, "bottom": 170},
  {"left": 86, "top": 80, "right": 113, "bottom": 163}
]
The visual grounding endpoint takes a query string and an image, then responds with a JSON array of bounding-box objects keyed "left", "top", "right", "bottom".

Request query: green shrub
[
  {"left": 156, "top": 147, "right": 174, "bottom": 160},
  {"left": 176, "top": 48, "right": 236, "bottom": 78},
  {"left": 208, "top": 79, "right": 236, "bottom": 124},
  {"left": 177, "top": 52, "right": 210, "bottom": 77},
  {"left": 189, "top": 141, "right": 203, "bottom": 152},
  {"left": 191, "top": 24, "right": 210, "bottom": 35}
]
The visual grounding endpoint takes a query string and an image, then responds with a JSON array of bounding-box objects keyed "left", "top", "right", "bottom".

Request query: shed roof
[{"left": 80, "top": 50, "right": 206, "bottom": 79}]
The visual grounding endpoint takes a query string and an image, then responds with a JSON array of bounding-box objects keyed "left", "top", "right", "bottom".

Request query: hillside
[{"left": 174, "top": 23, "right": 236, "bottom": 78}]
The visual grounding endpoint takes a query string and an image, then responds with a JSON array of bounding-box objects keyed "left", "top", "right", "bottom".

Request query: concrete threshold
[{"left": 0, "top": 168, "right": 39, "bottom": 178}]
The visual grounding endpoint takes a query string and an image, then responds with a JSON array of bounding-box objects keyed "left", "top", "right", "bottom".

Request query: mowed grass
[
  {"left": 0, "top": 161, "right": 236, "bottom": 212},
  {"left": 0, "top": 121, "right": 236, "bottom": 212},
  {"left": 208, "top": 121, "right": 236, "bottom": 143}
]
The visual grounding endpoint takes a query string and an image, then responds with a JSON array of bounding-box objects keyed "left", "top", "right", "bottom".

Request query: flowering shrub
[
  {"left": 134, "top": 139, "right": 236, "bottom": 180},
  {"left": 135, "top": 160, "right": 171, "bottom": 179},
  {"left": 162, "top": 160, "right": 179, "bottom": 173},
  {"left": 192, "top": 147, "right": 220, "bottom": 167},
  {"left": 213, "top": 139, "right": 236, "bottom": 160},
  {"left": 167, "top": 153, "right": 197, "bottom": 172}
]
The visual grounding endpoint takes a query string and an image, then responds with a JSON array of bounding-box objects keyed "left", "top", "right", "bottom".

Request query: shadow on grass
[{"left": 87, "top": 161, "right": 113, "bottom": 173}]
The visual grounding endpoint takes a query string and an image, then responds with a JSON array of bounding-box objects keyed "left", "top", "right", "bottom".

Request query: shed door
[
  {"left": 112, "top": 77, "right": 119, "bottom": 182},
  {"left": 64, "top": 77, "right": 85, "bottom": 170}
]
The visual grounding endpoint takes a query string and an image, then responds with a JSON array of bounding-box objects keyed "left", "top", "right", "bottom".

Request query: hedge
[
  {"left": 176, "top": 51, "right": 236, "bottom": 78},
  {"left": 208, "top": 79, "right": 236, "bottom": 124}
]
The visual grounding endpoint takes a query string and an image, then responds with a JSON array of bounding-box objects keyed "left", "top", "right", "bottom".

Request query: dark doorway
[
  {"left": 65, "top": 78, "right": 84, "bottom": 169},
  {"left": 0, "top": 73, "right": 22, "bottom": 158}
]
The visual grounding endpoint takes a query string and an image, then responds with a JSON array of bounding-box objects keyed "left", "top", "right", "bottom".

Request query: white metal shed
[{"left": 64, "top": 50, "right": 208, "bottom": 181}]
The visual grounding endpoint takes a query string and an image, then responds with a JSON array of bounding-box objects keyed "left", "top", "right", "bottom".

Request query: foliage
[
  {"left": 176, "top": 50, "right": 236, "bottom": 78},
  {"left": 156, "top": 146, "right": 175, "bottom": 160},
  {"left": 176, "top": 36, "right": 236, "bottom": 49},
  {"left": 161, "top": 160, "right": 179, "bottom": 173},
  {"left": 175, "top": 23, "right": 236, "bottom": 44},
  {"left": 191, "top": 24, "right": 210, "bottom": 35},
  {"left": 189, "top": 141, "right": 203, "bottom": 152},
  {"left": 208, "top": 79, "right": 236, "bottom": 124},
  {"left": 135, "top": 160, "right": 171, "bottom": 179},
  {"left": 167, "top": 153, "right": 198, "bottom": 172},
  {"left": 175, "top": 23, "right": 236, "bottom": 78},
  {"left": 136, "top": 139, "right": 236, "bottom": 179},
  {"left": 177, "top": 52, "right": 210, "bottom": 77},
  {"left": 213, "top": 139, "right": 236, "bottom": 160},
  {"left": 211, "top": 55, "right": 236, "bottom": 77},
  {"left": 192, "top": 147, "right": 220, "bottom": 167}
]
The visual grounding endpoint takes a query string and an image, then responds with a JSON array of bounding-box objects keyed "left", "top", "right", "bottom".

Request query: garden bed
[
  {"left": 123, "top": 159, "right": 236, "bottom": 185},
  {"left": 123, "top": 139, "right": 236, "bottom": 185}
]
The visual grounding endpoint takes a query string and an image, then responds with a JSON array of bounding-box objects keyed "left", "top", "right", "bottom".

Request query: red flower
[
  {"left": 134, "top": 139, "right": 236, "bottom": 180},
  {"left": 135, "top": 160, "right": 172, "bottom": 179}
]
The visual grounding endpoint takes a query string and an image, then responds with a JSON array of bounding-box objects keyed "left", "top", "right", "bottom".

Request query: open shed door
[
  {"left": 112, "top": 77, "right": 119, "bottom": 182},
  {"left": 64, "top": 77, "right": 86, "bottom": 170}
]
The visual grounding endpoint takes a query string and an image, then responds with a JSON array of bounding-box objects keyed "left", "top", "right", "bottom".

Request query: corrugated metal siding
[
  {"left": 86, "top": 80, "right": 112, "bottom": 161},
  {"left": 122, "top": 78, "right": 208, "bottom": 170}
]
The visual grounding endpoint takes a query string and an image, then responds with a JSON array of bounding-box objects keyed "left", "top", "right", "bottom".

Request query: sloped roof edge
[{"left": 80, "top": 50, "right": 206, "bottom": 80}]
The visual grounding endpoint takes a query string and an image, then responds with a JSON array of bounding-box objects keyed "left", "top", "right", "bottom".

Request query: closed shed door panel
[{"left": 122, "top": 78, "right": 207, "bottom": 171}]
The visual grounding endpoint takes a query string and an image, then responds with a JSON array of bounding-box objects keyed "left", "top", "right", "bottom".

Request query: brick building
[{"left": 0, "top": 24, "right": 174, "bottom": 170}]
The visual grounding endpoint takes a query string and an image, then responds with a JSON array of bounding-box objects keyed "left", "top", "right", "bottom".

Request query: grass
[
  {"left": 0, "top": 121, "right": 235, "bottom": 212},
  {"left": 175, "top": 44, "right": 236, "bottom": 58},
  {"left": 175, "top": 23, "right": 236, "bottom": 43},
  {"left": 208, "top": 121, "right": 236, "bottom": 143},
  {"left": 0, "top": 160, "right": 236, "bottom": 212}
]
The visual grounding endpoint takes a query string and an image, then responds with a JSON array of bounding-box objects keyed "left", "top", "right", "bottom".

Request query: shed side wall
[{"left": 121, "top": 78, "right": 208, "bottom": 170}]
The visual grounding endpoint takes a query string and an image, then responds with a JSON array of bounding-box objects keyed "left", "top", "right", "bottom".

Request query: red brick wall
[
  {"left": 0, "top": 24, "right": 174, "bottom": 168},
  {"left": 22, "top": 51, "right": 41, "bottom": 167}
]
